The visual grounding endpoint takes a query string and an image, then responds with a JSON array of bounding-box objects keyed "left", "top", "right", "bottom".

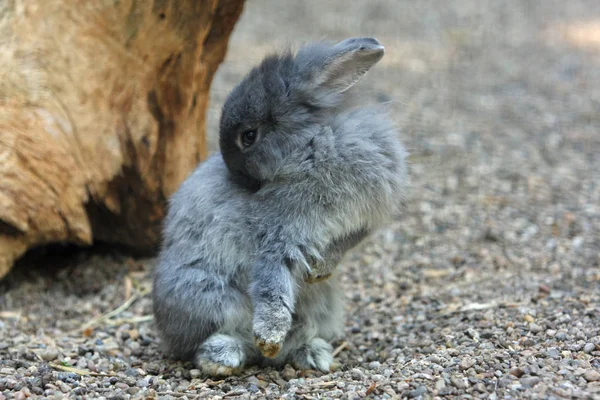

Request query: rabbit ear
[{"left": 310, "top": 37, "right": 385, "bottom": 93}]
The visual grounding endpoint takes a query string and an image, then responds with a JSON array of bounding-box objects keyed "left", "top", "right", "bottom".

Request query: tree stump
[{"left": 0, "top": 0, "right": 245, "bottom": 278}]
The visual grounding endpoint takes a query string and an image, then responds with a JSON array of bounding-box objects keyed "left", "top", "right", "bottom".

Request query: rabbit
[{"left": 152, "top": 37, "right": 409, "bottom": 376}]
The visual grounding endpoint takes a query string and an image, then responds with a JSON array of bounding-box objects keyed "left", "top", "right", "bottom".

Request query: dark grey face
[
  {"left": 218, "top": 38, "right": 386, "bottom": 190},
  {"left": 219, "top": 53, "right": 316, "bottom": 190}
]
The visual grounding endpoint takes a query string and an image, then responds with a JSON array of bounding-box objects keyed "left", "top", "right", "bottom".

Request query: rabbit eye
[{"left": 240, "top": 130, "right": 258, "bottom": 148}]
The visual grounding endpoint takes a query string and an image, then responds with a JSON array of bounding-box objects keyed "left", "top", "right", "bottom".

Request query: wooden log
[{"left": 0, "top": 0, "right": 245, "bottom": 278}]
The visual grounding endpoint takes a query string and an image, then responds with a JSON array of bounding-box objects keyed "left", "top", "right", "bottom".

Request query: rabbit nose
[{"left": 336, "top": 37, "right": 385, "bottom": 52}]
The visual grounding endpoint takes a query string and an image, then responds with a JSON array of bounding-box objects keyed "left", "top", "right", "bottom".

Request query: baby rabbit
[{"left": 152, "top": 37, "right": 408, "bottom": 376}]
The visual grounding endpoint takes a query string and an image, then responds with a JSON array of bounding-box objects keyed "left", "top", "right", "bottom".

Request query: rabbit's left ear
[{"left": 309, "top": 37, "right": 385, "bottom": 93}]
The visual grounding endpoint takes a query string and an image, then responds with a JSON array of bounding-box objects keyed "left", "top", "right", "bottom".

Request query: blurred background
[{"left": 1, "top": 0, "right": 599, "bottom": 398}]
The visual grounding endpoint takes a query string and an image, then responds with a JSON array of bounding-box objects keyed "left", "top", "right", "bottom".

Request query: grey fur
[{"left": 152, "top": 37, "right": 408, "bottom": 375}]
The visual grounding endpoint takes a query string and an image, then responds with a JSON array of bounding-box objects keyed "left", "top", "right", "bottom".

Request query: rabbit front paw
[
  {"left": 252, "top": 306, "right": 292, "bottom": 358},
  {"left": 303, "top": 253, "right": 336, "bottom": 284}
]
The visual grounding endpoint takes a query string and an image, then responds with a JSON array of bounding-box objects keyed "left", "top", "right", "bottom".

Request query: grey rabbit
[{"left": 152, "top": 37, "right": 409, "bottom": 376}]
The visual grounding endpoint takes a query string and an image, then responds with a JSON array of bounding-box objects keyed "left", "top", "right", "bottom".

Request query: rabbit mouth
[{"left": 231, "top": 170, "right": 261, "bottom": 192}]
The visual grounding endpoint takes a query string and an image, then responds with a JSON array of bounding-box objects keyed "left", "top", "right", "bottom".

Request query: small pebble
[
  {"left": 529, "top": 323, "right": 543, "bottom": 333},
  {"left": 555, "top": 332, "right": 568, "bottom": 341},
  {"left": 583, "top": 370, "right": 600, "bottom": 382},
  {"left": 527, "top": 364, "right": 540, "bottom": 376},
  {"left": 40, "top": 348, "right": 59, "bottom": 362},
  {"left": 409, "top": 386, "right": 427, "bottom": 398},
  {"left": 524, "top": 315, "right": 535, "bottom": 323},
  {"left": 435, "top": 379, "right": 445, "bottom": 390},
  {"left": 522, "top": 338, "right": 535, "bottom": 347},
  {"left": 350, "top": 368, "right": 364, "bottom": 380},
  {"left": 282, "top": 365, "right": 296, "bottom": 380},
  {"left": 125, "top": 368, "right": 140, "bottom": 377},
  {"left": 460, "top": 357, "right": 476, "bottom": 370},
  {"left": 73, "top": 387, "right": 87, "bottom": 396},
  {"left": 546, "top": 348, "right": 560, "bottom": 359},
  {"left": 520, "top": 376, "right": 540, "bottom": 387},
  {"left": 127, "top": 387, "right": 140, "bottom": 395},
  {"left": 56, "top": 381, "right": 70, "bottom": 393},
  {"left": 124, "top": 376, "right": 137, "bottom": 386},
  {"left": 583, "top": 343, "right": 595, "bottom": 354},
  {"left": 136, "top": 379, "right": 149, "bottom": 388},
  {"left": 451, "top": 377, "right": 468, "bottom": 389},
  {"left": 146, "top": 362, "right": 161, "bottom": 375},
  {"left": 569, "top": 343, "right": 583, "bottom": 352},
  {"left": 428, "top": 355, "right": 442, "bottom": 364},
  {"left": 412, "top": 373, "right": 434, "bottom": 380},
  {"left": 13, "top": 392, "right": 25, "bottom": 400},
  {"left": 87, "top": 361, "right": 98, "bottom": 372}
]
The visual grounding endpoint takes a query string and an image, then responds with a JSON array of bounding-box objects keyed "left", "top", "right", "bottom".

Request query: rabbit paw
[
  {"left": 253, "top": 306, "right": 292, "bottom": 358},
  {"left": 195, "top": 334, "right": 246, "bottom": 377},
  {"left": 300, "top": 247, "right": 333, "bottom": 284},
  {"left": 290, "top": 338, "right": 335, "bottom": 372},
  {"left": 254, "top": 336, "right": 283, "bottom": 359},
  {"left": 195, "top": 358, "right": 241, "bottom": 377},
  {"left": 303, "top": 253, "right": 335, "bottom": 284}
]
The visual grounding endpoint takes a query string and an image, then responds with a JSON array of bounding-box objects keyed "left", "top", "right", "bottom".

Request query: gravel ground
[{"left": 2, "top": 0, "right": 600, "bottom": 399}]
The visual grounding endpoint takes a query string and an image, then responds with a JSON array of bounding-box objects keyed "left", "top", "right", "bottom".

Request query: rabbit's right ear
[{"left": 299, "top": 37, "right": 385, "bottom": 94}]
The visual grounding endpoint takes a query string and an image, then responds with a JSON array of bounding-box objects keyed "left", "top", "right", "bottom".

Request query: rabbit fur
[{"left": 152, "top": 37, "right": 408, "bottom": 376}]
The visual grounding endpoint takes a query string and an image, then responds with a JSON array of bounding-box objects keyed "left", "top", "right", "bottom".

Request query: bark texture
[{"left": 0, "top": 0, "right": 245, "bottom": 278}]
